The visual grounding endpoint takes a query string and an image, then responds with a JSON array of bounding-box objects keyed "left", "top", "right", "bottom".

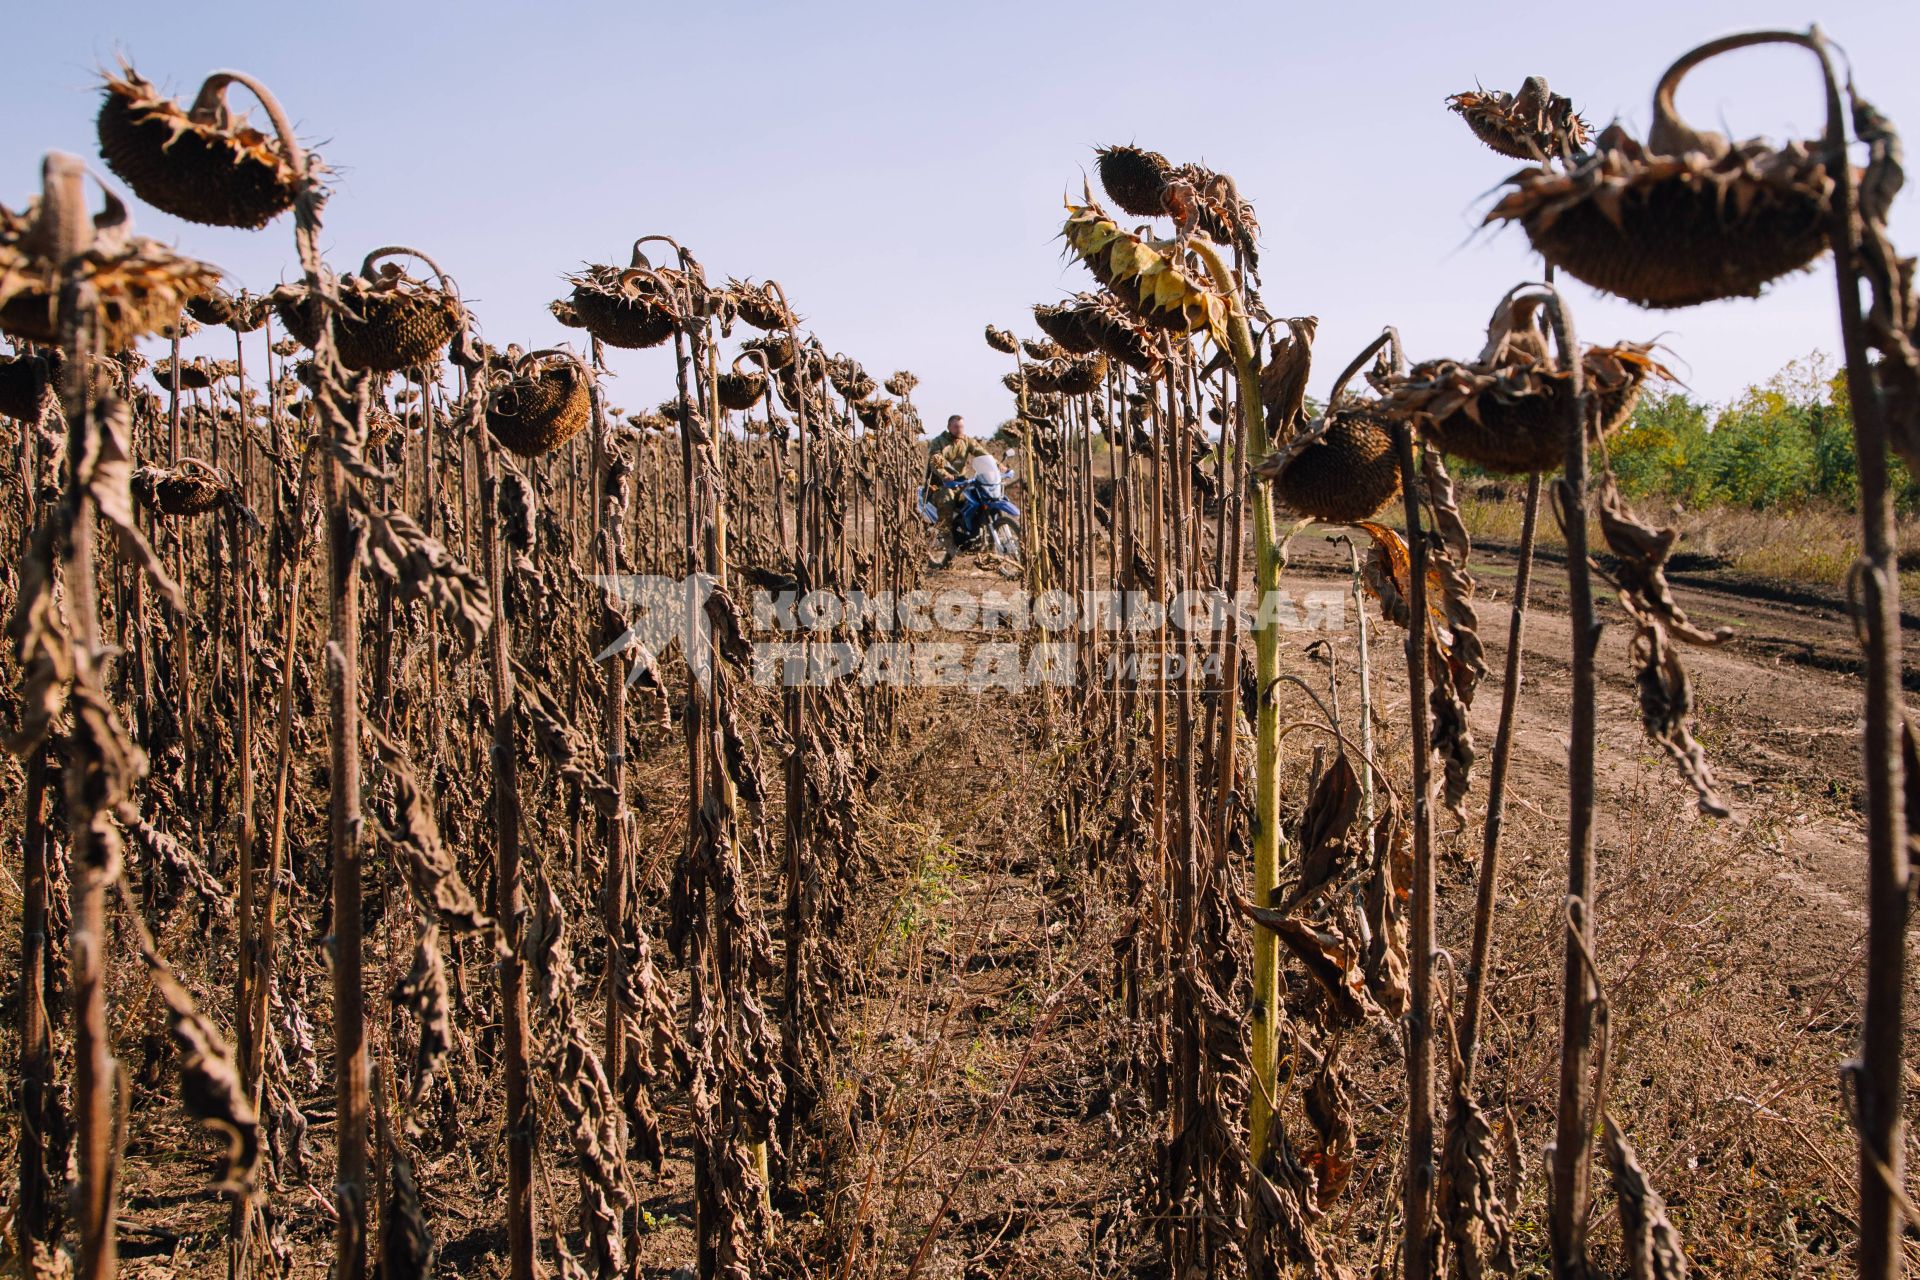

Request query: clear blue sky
[{"left": 9, "top": 1, "right": 1919, "bottom": 431}]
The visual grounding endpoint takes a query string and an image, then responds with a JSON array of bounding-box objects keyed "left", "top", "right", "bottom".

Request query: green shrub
[
  {"left": 1608, "top": 352, "right": 1918, "bottom": 512},
  {"left": 1609, "top": 389, "right": 1706, "bottom": 497}
]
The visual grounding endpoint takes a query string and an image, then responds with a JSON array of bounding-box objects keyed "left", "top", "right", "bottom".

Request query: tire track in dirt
[{"left": 1283, "top": 529, "right": 1912, "bottom": 981}]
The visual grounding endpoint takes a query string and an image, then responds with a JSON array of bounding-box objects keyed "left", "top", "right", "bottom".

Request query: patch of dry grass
[
  {"left": 1445, "top": 781, "right": 1884, "bottom": 1277},
  {"left": 1451, "top": 487, "right": 1920, "bottom": 598}
]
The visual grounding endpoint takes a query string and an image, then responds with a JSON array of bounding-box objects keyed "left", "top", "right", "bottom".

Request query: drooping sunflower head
[{"left": 1061, "top": 197, "right": 1227, "bottom": 345}]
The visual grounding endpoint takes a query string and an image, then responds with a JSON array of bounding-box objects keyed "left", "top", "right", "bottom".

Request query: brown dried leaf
[
  {"left": 116, "top": 804, "right": 231, "bottom": 919},
  {"left": 391, "top": 924, "right": 452, "bottom": 1131},
  {"left": 1421, "top": 447, "right": 1484, "bottom": 822},
  {"left": 514, "top": 670, "right": 619, "bottom": 815},
  {"left": 550, "top": 1020, "right": 633, "bottom": 1279},
  {"left": 124, "top": 907, "right": 261, "bottom": 1194},
  {"left": 86, "top": 396, "right": 184, "bottom": 611},
  {"left": 1595, "top": 478, "right": 1731, "bottom": 816},
  {"left": 378, "top": 758, "right": 495, "bottom": 937},
  {"left": 1302, "top": 1042, "right": 1355, "bottom": 1208},
  {"left": 1292, "top": 752, "right": 1360, "bottom": 907},
  {"left": 1604, "top": 1115, "right": 1690, "bottom": 1280},
  {"left": 380, "top": 1148, "right": 435, "bottom": 1280},
  {"left": 1362, "top": 805, "right": 1411, "bottom": 1017},
  {"left": 1259, "top": 318, "right": 1318, "bottom": 439},
  {"left": 1272, "top": 915, "right": 1383, "bottom": 1029},
  {"left": 362, "top": 505, "right": 491, "bottom": 653},
  {"left": 4, "top": 519, "right": 71, "bottom": 754},
  {"left": 1250, "top": 1136, "right": 1358, "bottom": 1280},
  {"left": 1440, "top": 1031, "right": 1513, "bottom": 1280}
]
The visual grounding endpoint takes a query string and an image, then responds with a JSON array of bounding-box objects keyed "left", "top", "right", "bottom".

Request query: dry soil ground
[{"left": 72, "top": 526, "right": 1920, "bottom": 1278}]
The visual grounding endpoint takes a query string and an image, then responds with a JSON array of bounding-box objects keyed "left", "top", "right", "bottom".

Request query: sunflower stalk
[
  {"left": 38, "top": 150, "right": 124, "bottom": 1280},
  {"left": 1538, "top": 285, "right": 1597, "bottom": 1279},
  {"left": 1393, "top": 413, "right": 1437, "bottom": 1280},
  {"left": 1455, "top": 470, "right": 1540, "bottom": 1084},
  {"left": 227, "top": 315, "right": 261, "bottom": 1280},
  {"left": 1186, "top": 236, "right": 1284, "bottom": 1173},
  {"left": 474, "top": 399, "right": 539, "bottom": 1280},
  {"left": 1797, "top": 26, "right": 1914, "bottom": 1279}
]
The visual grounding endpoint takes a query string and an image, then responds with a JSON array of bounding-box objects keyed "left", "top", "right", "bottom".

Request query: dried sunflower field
[{"left": 0, "top": 21, "right": 1917, "bottom": 1280}]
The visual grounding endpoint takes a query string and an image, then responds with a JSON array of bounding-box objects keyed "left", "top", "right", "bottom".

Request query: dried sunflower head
[
  {"left": 856, "top": 397, "right": 898, "bottom": 429},
  {"left": 186, "top": 287, "right": 270, "bottom": 333},
  {"left": 1382, "top": 290, "right": 1672, "bottom": 474},
  {"left": 364, "top": 401, "right": 404, "bottom": 449},
  {"left": 828, "top": 357, "right": 875, "bottom": 400},
  {"left": 1095, "top": 145, "right": 1175, "bottom": 218},
  {"left": 1022, "top": 354, "right": 1105, "bottom": 396},
  {"left": 185, "top": 287, "right": 236, "bottom": 327},
  {"left": 1255, "top": 401, "right": 1402, "bottom": 523},
  {"left": 96, "top": 64, "right": 305, "bottom": 230},
  {"left": 151, "top": 356, "right": 234, "bottom": 391},
  {"left": 984, "top": 324, "right": 1018, "bottom": 355},
  {"left": 717, "top": 366, "right": 768, "bottom": 411},
  {"left": 0, "top": 177, "right": 220, "bottom": 351},
  {"left": 132, "top": 457, "right": 231, "bottom": 516},
  {"left": 1484, "top": 34, "right": 1845, "bottom": 308},
  {"left": 1253, "top": 328, "right": 1399, "bottom": 522},
  {"left": 273, "top": 248, "right": 463, "bottom": 372},
  {"left": 727, "top": 278, "right": 793, "bottom": 331},
  {"left": 1447, "top": 77, "right": 1591, "bottom": 161},
  {"left": 558, "top": 240, "right": 711, "bottom": 349},
  {"left": 1033, "top": 300, "right": 1099, "bottom": 354},
  {"left": 1093, "top": 145, "right": 1261, "bottom": 274},
  {"left": 485, "top": 348, "right": 591, "bottom": 457},
  {"left": 556, "top": 263, "right": 677, "bottom": 350},
  {"left": 1080, "top": 293, "right": 1165, "bottom": 377},
  {"left": 1049, "top": 351, "right": 1109, "bottom": 396},
  {"left": 0, "top": 349, "right": 60, "bottom": 421},
  {"left": 1061, "top": 196, "right": 1228, "bottom": 343},
  {"left": 739, "top": 333, "right": 796, "bottom": 370}
]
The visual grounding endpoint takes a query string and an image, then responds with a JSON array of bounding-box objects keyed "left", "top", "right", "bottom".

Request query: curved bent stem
[
  {"left": 1650, "top": 29, "right": 1828, "bottom": 153},
  {"left": 194, "top": 71, "right": 309, "bottom": 175},
  {"left": 515, "top": 347, "right": 588, "bottom": 372},
  {"left": 732, "top": 346, "right": 774, "bottom": 378},
  {"left": 1791, "top": 23, "right": 1915, "bottom": 1280},
  {"left": 356, "top": 245, "right": 457, "bottom": 295},
  {"left": 630, "top": 233, "right": 686, "bottom": 269},
  {"left": 1324, "top": 327, "right": 1404, "bottom": 409}
]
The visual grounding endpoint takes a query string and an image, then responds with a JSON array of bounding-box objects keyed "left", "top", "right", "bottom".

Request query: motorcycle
[{"left": 920, "top": 452, "right": 1021, "bottom": 568}]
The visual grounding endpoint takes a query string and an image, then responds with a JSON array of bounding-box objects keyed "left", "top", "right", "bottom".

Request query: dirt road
[{"left": 810, "top": 536, "right": 1916, "bottom": 1277}]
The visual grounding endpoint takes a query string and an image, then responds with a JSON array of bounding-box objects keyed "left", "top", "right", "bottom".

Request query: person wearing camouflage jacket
[{"left": 925, "top": 414, "right": 985, "bottom": 481}]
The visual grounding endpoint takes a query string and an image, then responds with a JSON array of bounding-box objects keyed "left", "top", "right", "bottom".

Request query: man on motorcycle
[
  {"left": 926, "top": 413, "right": 983, "bottom": 481},
  {"left": 920, "top": 415, "right": 1021, "bottom": 566}
]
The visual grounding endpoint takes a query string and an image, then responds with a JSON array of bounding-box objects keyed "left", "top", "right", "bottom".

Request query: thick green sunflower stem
[{"left": 1190, "top": 238, "right": 1284, "bottom": 1172}]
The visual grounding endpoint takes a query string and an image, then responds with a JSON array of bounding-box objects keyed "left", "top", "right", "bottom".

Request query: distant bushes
[{"left": 1606, "top": 353, "right": 1918, "bottom": 511}]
